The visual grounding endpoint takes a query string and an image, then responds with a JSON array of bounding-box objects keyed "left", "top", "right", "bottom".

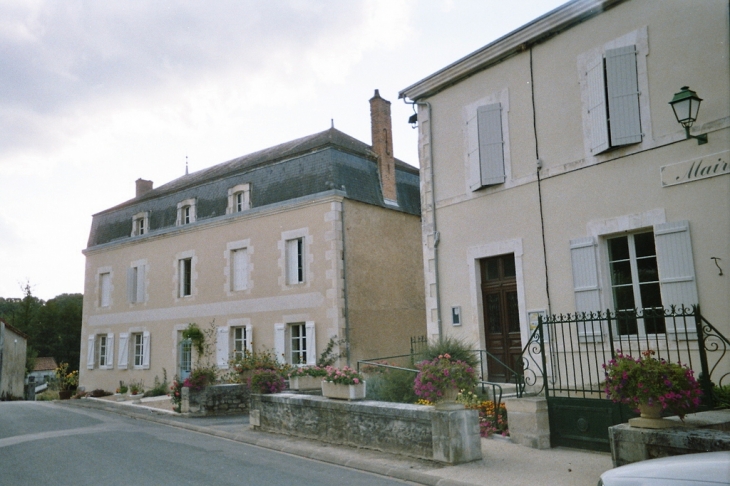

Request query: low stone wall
[
  {"left": 181, "top": 384, "right": 250, "bottom": 416},
  {"left": 250, "top": 393, "right": 482, "bottom": 464},
  {"left": 609, "top": 410, "right": 730, "bottom": 466}
]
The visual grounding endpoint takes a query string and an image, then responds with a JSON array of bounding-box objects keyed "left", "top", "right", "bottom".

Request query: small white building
[{"left": 0, "top": 318, "right": 28, "bottom": 400}]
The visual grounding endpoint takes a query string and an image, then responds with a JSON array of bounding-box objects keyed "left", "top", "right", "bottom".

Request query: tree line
[{"left": 0, "top": 283, "right": 82, "bottom": 373}]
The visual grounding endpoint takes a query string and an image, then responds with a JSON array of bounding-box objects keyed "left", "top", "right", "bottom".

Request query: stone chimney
[
  {"left": 135, "top": 178, "right": 153, "bottom": 198},
  {"left": 369, "top": 89, "right": 397, "bottom": 205}
]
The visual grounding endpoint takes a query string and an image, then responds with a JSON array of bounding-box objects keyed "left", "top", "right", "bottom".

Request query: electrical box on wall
[{"left": 451, "top": 306, "right": 461, "bottom": 326}]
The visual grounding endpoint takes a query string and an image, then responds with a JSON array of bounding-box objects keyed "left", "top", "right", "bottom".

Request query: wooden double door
[{"left": 481, "top": 254, "right": 522, "bottom": 383}]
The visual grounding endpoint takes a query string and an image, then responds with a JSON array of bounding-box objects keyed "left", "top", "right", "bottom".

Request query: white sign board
[{"left": 661, "top": 150, "right": 729, "bottom": 187}]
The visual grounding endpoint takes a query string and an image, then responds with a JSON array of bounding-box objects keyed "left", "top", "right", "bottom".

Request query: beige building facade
[
  {"left": 400, "top": 0, "right": 729, "bottom": 382},
  {"left": 80, "top": 92, "right": 425, "bottom": 392}
]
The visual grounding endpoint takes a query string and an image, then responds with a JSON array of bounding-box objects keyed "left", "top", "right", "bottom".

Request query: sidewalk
[{"left": 62, "top": 397, "right": 613, "bottom": 486}]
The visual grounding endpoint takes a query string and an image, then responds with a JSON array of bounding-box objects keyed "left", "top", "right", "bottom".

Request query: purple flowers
[{"left": 414, "top": 354, "right": 478, "bottom": 403}]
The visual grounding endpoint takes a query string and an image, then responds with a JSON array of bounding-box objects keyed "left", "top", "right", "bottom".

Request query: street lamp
[{"left": 669, "top": 86, "right": 708, "bottom": 144}]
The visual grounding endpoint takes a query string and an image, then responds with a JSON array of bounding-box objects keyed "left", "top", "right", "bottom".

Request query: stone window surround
[
  {"left": 96, "top": 266, "right": 113, "bottom": 309},
  {"left": 176, "top": 198, "right": 197, "bottom": 226},
  {"left": 128, "top": 258, "right": 149, "bottom": 305},
  {"left": 226, "top": 183, "right": 251, "bottom": 214},
  {"left": 279, "top": 228, "right": 313, "bottom": 290},
  {"left": 173, "top": 250, "right": 197, "bottom": 301},
  {"left": 224, "top": 239, "right": 253, "bottom": 296},
  {"left": 131, "top": 211, "right": 149, "bottom": 237}
]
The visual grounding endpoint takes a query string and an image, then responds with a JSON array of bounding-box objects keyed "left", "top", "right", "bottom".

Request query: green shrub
[
  {"left": 714, "top": 384, "right": 730, "bottom": 409},
  {"left": 143, "top": 370, "right": 170, "bottom": 398},
  {"left": 417, "top": 336, "right": 479, "bottom": 368},
  {"left": 366, "top": 369, "right": 419, "bottom": 403}
]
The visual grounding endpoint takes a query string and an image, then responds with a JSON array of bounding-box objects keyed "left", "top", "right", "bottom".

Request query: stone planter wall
[
  {"left": 181, "top": 384, "right": 250, "bottom": 416},
  {"left": 504, "top": 397, "right": 550, "bottom": 449},
  {"left": 250, "top": 393, "right": 482, "bottom": 464}
]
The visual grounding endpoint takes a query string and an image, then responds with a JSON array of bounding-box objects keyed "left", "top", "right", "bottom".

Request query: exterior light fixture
[{"left": 669, "top": 86, "right": 708, "bottom": 144}]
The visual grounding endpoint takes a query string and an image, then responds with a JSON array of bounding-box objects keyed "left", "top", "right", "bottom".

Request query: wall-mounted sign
[{"left": 661, "top": 150, "right": 729, "bottom": 187}]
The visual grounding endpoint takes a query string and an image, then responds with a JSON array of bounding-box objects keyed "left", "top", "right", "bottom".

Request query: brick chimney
[
  {"left": 369, "top": 89, "right": 397, "bottom": 205},
  {"left": 135, "top": 178, "right": 153, "bottom": 198}
]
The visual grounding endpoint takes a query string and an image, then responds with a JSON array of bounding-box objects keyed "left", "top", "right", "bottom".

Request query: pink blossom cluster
[
  {"left": 323, "top": 366, "right": 364, "bottom": 385},
  {"left": 414, "top": 354, "right": 477, "bottom": 403}
]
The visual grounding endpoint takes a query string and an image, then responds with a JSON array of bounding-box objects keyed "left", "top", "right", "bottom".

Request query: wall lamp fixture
[{"left": 669, "top": 86, "right": 708, "bottom": 145}]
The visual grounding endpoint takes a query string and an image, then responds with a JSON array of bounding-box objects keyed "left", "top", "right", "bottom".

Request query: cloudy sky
[{"left": 0, "top": 0, "right": 566, "bottom": 300}]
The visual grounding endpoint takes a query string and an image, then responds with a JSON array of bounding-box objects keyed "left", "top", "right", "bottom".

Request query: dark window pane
[
  {"left": 485, "top": 293, "right": 502, "bottom": 333},
  {"left": 503, "top": 257, "right": 516, "bottom": 277},
  {"left": 506, "top": 291, "right": 519, "bottom": 332},
  {"left": 634, "top": 232, "right": 656, "bottom": 258},
  {"left": 613, "top": 286, "right": 636, "bottom": 310},
  {"left": 644, "top": 315, "right": 666, "bottom": 334},
  {"left": 636, "top": 257, "right": 659, "bottom": 282},
  {"left": 486, "top": 259, "right": 499, "bottom": 280},
  {"left": 640, "top": 282, "right": 663, "bottom": 308},
  {"left": 608, "top": 236, "right": 630, "bottom": 261},
  {"left": 610, "top": 261, "right": 633, "bottom": 285}
]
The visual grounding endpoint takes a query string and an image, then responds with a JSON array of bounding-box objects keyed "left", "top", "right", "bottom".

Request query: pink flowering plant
[
  {"left": 603, "top": 349, "right": 702, "bottom": 418},
  {"left": 323, "top": 366, "right": 364, "bottom": 385},
  {"left": 249, "top": 369, "right": 286, "bottom": 394},
  {"left": 414, "top": 353, "right": 478, "bottom": 402},
  {"left": 289, "top": 365, "right": 328, "bottom": 379}
]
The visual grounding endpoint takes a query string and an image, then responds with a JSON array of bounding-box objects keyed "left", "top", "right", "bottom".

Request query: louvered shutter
[
  {"left": 100, "top": 274, "right": 111, "bottom": 307},
  {"left": 586, "top": 55, "right": 610, "bottom": 154},
  {"left": 106, "top": 333, "right": 114, "bottom": 370},
  {"left": 606, "top": 45, "right": 642, "bottom": 146},
  {"left": 477, "top": 103, "right": 505, "bottom": 186},
  {"left": 216, "top": 326, "right": 230, "bottom": 369},
  {"left": 245, "top": 324, "right": 253, "bottom": 352},
  {"left": 654, "top": 221, "right": 698, "bottom": 335},
  {"left": 286, "top": 240, "right": 299, "bottom": 284},
  {"left": 87, "top": 335, "right": 95, "bottom": 369},
  {"left": 233, "top": 249, "right": 247, "bottom": 290},
  {"left": 135, "top": 265, "right": 145, "bottom": 303},
  {"left": 305, "top": 321, "right": 316, "bottom": 365},
  {"left": 142, "top": 331, "right": 150, "bottom": 369},
  {"left": 467, "top": 110, "right": 482, "bottom": 191},
  {"left": 570, "top": 237, "right": 603, "bottom": 341},
  {"left": 118, "top": 333, "right": 129, "bottom": 369},
  {"left": 127, "top": 268, "right": 135, "bottom": 303},
  {"left": 274, "top": 323, "right": 286, "bottom": 364}
]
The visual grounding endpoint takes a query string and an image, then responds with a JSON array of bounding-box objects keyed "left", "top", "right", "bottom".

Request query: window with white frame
[
  {"left": 215, "top": 322, "right": 252, "bottom": 368},
  {"left": 87, "top": 333, "right": 114, "bottom": 370},
  {"left": 130, "top": 332, "right": 150, "bottom": 369},
  {"left": 286, "top": 238, "right": 304, "bottom": 284},
  {"left": 232, "top": 327, "right": 249, "bottom": 359},
  {"left": 231, "top": 248, "right": 248, "bottom": 291},
  {"left": 99, "top": 272, "right": 111, "bottom": 307},
  {"left": 131, "top": 211, "right": 149, "bottom": 236},
  {"left": 570, "top": 220, "right": 698, "bottom": 339},
  {"left": 467, "top": 102, "right": 506, "bottom": 190},
  {"left": 176, "top": 198, "right": 196, "bottom": 226},
  {"left": 98, "top": 334, "right": 109, "bottom": 367},
  {"left": 227, "top": 183, "right": 251, "bottom": 214},
  {"left": 179, "top": 257, "right": 192, "bottom": 297},
  {"left": 274, "top": 321, "right": 316, "bottom": 365},
  {"left": 127, "top": 262, "right": 146, "bottom": 303}
]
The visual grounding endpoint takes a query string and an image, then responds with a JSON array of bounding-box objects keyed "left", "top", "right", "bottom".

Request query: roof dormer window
[
  {"left": 226, "top": 183, "right": 251, "bottom": 214},
  {"left": 176, "top": 198, "right": 196, "bottom": 226},
  {"left": 131, "top": 211, "right": 149, "bottom": 236}
]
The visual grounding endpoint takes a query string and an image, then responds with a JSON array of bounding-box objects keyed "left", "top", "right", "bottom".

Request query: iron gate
[{"left": 518, "top": 305, "right": 727, "bottom": 451}]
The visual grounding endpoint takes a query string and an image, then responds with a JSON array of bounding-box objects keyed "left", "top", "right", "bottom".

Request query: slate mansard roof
[{"left": 86, "top": 128, "right": 421, "bottom": 249}]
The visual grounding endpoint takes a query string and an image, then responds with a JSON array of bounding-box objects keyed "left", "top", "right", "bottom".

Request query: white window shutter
[
  {"left": 305, "top": 321, "right": 316, "bottom": 366},
  {"left": 178, "top": 259, "right": 185, "bottom": 297},
  {"left": 118, "top": 333, "right": 129, "bottom": 369},
  {"left": 142, "top": 331, "right": 151, "bottom": 369},
  {"left": 106, "top": 333, "right": 114, "bottom": 370},
  {"left": 586, "top": 55, "right": 610, "bottom": 154},
  {"left": 87, "top": 335, "right": 95, "bottom": 369},
  {"left": 467, "top": 110, "right": 482, "bottom": 191},
  {"left": 477, "top": 103, "right": 505, "bottom": 186},
  {"left": 655, "top": 221, "right": 698, "bottom": 334},
  {"left": 605, "top": 45, "right": 642, "bottom": 147},
  {"left": 136, "top": 265, "right": 145, "bottom": 303},
  {"left": 233, "top": 249, "right": 247, "bottom": 290},
  {"left": 245, "top": 324, "right": 253, "bottom": 352},
  {"left": 127, "top": 268, "right": 135, "bottom": 303},
  {"left": 274, "top": 323, "right": 286, "bottom": 364},
  {"left": 570, "top": 237, "right": 603, "bottom": 341},
  {"left": 100, "top": 273, "right": 111, "bottom": 307},
  {"left": 286, "top": 240, "right": 299, "bottom": 284},
  {"left": 216, "top": 326, "right": 230, "bottom": 369}
]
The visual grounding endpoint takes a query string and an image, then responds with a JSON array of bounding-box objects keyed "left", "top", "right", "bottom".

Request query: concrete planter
[
  {"left": 321, "top": 381, "right": 366, "bottom": 400},
  {"left": 289, "top": 375, "right": 323, "bottom": 390}
]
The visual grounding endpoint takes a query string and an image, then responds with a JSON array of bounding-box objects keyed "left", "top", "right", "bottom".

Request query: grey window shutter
[
  {"left": 477, "top": 103, "right": 505, "bottom": 186},
  {"left": 127, "top": 268, "right": 135, "bottom": 303},
  {"left": 606, "top": 45, "right": 642, "bottom": 146},
  {"left": 135, "top": 265, "right": 145, "bottom": 303},
  {"left": 274, "top": 324, "right": 286, "bottom": 364},
  {"left": 467, "top": 111, "right": 482, "bottom": 191},
  {"left": 245, "top": 324, "right": 253, "bottom": 352},
  {"left": 142, "top": 331, "right": 151, "bottom": 369},
  {"left": 586, "top": 55, "right": 610, "bottom": 154},
  {"left": 87, "top": 335, "right": 95, "bottom": 369},
  {"left": 118, "top": 333, "right": 129, "bottom": 369},
  {"left": 106, "top": 333, "right": 114, "bottom": 370},
  {"left": 305, "top": 321, "right": 316, "bottom": 366},
  {"left": 570, "top": 237, "right": 603, "bottom": 341},
  {"left": 216, "top": 326, "right": 230, "bottom": 369}
]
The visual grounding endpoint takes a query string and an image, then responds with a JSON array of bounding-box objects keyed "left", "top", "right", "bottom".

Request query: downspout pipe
[
  {"left": 340, "top": 195, "right": 351, "bottom": 366},
  {"left": 403, "top": 98, "right": 443, "bottom": 341}
]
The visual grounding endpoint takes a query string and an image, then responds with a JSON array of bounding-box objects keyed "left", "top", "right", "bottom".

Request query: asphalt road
[{"left": 0, "top": 401, "right": 413, "bottom": 486}]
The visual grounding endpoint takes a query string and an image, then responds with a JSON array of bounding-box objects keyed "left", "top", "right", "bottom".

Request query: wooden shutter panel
[
  {"left": 216, "top": 326, "right": 230, "bottom": 369},
  {"left": 142, "top": 331, "right": 151, "bottom": 369},
  {"left": 274, "top": 323, "right": 286, "bottom": 364},
  {"left": 477, "top": 103, "right": 505, "bottom": 186},
  {"left": 606, "top": 45, "right": 642, "bottom": 146},
  {"left": 305, "top": 321, "right": 316, "bottom": 366},
  {"left": 245, "top": 324, "right": 253, "bottom": 352},
  {"left": 586, "top": 55, "right": 610, "bottom": 154},
  {"left": 467, "top": 110, "right": 482, "bottom": 191},
  {"left": 233, "top": 249, "right": 247, "bottom": 290},
  {"left": 127, "top": 268, "right": 135, "bottom": 303},
  {"left": 286, "top": 240, "right": 299, "bottom": 284},
  {"left": 100, "top": 273, "right": 111, "bottom": 307},
  {"left": 118, "top": 333, "right": 129, "bottom": 369},
  {"left": 655, "top": 221, "right": 698, "bottom": 334},
  {"left": 87, "top": 335, "right": 95, "bottom": 369},
  {"left": 106, "top": 333, "right": 114, "bottom": 370},
  {"left": 570, "top": 237, "right": 603, "bottom": 341},
  {"left": 136, "top": 265, "right": 145, "bottom": 303}
]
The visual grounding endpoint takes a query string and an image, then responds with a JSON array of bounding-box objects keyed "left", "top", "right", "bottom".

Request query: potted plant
[
  {"left": 129, "top": 381, "right": 144, "bottom": 396},
  {"left": 55, "top": 362, "right": 79, "bottom": 400},
  {"left": 321, "top": 366, "right": 366, "bottom": 400},
  {"left": 228, "top": 349, "right": 282, "bottom": 383},
  {"left": 414, "top": 353, "right": 478, "bottom": 410},
  {"left": 249, "top": 369, "right": 286, "bottom": 394},
  {"left": 289, "top": 366, "right": 327, "bottom": 390},
  {"left": 603, "top": 349, "right": 703, "bottom": 425}
]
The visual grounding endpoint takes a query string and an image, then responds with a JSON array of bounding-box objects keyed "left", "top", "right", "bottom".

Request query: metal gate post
[{"left": 693, "top": 305, "right": 714, "bottom": 408}]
